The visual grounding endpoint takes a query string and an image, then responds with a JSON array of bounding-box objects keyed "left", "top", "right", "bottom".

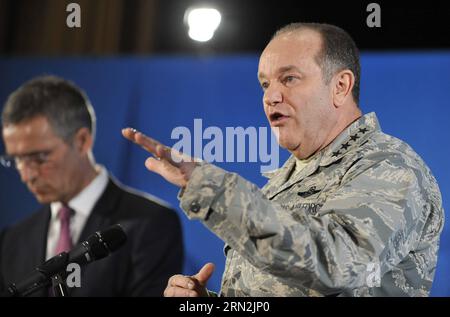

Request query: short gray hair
[{"left": 2, "top": 75, "right": 96, "bottom": 142}]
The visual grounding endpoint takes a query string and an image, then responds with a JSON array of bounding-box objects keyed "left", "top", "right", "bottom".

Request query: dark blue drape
[{"left": 1, "top": 53, "right": 449, "bottom": 295}]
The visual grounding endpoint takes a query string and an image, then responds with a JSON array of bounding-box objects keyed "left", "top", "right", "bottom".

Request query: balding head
[{"left": 272, "top": 23, "right": 361, "bottom": 105}]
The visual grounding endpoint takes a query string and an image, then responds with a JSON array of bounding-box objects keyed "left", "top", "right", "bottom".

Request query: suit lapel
[
  {"left": 24, "top": 208, "right": 51, "bottom": 297},
  {"left": 76, "top": 178, "right": 122, "bottom": 243},
  {"left": 34, "top": 207, "right": 51, "bottom": 264},
  {"left": 69, "top": 178, "right": 123, "bottom": 296}
]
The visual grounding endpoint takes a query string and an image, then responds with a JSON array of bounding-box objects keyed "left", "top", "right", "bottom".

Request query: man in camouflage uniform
[{"left": 123, "top": 23, "right": 444, "bottom": 296}]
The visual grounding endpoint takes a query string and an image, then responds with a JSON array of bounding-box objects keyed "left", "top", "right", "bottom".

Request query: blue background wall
[{"left": 0, "top": 53, "right": 449, "bottom": 296}]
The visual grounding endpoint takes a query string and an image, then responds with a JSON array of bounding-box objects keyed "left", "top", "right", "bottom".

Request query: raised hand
[{"left": 121, "top": 128, "right": 199, "bottom": 188}]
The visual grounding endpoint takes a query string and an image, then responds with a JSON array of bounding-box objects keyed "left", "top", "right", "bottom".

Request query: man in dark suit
[{"left": 0, "top": 75, "right": 183, "bottom": 296}]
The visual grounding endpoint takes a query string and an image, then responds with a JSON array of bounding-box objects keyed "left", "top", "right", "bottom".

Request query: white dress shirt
[{"left": 46, "top": 165, "right": 109, "bottom": 260}]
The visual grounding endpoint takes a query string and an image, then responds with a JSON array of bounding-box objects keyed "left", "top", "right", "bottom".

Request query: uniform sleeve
[{"left": 178, "top": 155, "right": 437, "bottom": 295}]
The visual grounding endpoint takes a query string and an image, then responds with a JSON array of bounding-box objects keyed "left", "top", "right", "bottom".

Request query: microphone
[{"left": 3, "top": 224, "right": 127, "bottom": 297}]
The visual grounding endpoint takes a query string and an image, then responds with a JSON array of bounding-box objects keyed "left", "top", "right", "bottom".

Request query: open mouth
[{"left": 269, "top": 112, "right": 289, "bottom": 125}]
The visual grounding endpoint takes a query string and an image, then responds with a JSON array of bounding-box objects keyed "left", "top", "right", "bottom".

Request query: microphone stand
[
  {"left": 3, "top": 252, "right": 71, "bottom": 297},
  {"left": 50, "top": 273, "right": 70, "bottom": 297},
  {"left": 3, "top": 224, "right": 126, "bottom": 297}
]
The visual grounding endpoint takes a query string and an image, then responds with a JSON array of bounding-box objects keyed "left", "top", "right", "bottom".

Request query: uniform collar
[
  {"left": 319, "top": 112, "right": 380, "bottom": 166},
  {"left": 261, "top": 112, "right": 381, "bottom": 198}
]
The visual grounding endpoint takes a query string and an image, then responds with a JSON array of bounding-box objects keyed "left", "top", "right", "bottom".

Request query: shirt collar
[{"left": 50, "top": 165, "right": 109, "bottom": 219}]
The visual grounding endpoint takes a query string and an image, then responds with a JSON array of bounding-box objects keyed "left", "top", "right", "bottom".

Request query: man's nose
[
  {"left": 263, "top": 85, "right": 283, "bottom": 107},
  {"left": 18, "top": 164, "right": 38, "bottom": 183}
]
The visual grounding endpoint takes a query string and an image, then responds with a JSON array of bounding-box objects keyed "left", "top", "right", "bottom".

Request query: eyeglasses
[{"left": 0, "top": 151, "right": 53, "bottom": 170}]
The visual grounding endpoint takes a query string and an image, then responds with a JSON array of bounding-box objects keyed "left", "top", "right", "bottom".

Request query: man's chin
[
  {"left": 278, "top": 139, "right": 301, "bottom": 152},
  {"left": 34, "top": 193, "right": 56, "bottom": 204}
]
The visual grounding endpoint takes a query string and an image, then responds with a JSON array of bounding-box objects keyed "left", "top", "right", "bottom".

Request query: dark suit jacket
[{"left": 0, "top": 177, "right": 183, "bottom": 296}]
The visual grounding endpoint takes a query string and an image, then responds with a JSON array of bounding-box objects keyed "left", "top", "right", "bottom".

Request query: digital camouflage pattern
[{"left": 179, "top": 112, "right": 444, "bottom": 296}]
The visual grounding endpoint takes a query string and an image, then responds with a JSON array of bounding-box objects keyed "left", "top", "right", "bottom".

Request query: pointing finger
[{"left": 122, "top": 128, "right": 164, "bottom": 157}]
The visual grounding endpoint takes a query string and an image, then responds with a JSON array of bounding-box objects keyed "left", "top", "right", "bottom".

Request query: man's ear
[
  {"left": 333, "top": 70, "right": 355, "bottom": 107},
  {"left": 73, "top": 127, "right": 93, "bottom": 154}
]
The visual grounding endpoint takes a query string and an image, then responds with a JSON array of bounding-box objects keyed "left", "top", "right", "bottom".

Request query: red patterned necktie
[{"left": 54, "top": 204, "right": 73, "bottom": 255}]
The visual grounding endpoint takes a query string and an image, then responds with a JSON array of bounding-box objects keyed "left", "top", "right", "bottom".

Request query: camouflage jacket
[{"left": 179, "top": 112, "right": 444, "bottom": 296}]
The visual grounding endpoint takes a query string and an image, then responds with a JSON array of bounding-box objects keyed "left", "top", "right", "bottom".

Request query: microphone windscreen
[
  {"left": 99, "top": 224, "right": 127, "bottom": 252},
  {"left": 97, "top": 224, "right": 127, "bottom": 252},
  {"left": 85, "top": 224, "right": 127, "bottom": 260}
]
